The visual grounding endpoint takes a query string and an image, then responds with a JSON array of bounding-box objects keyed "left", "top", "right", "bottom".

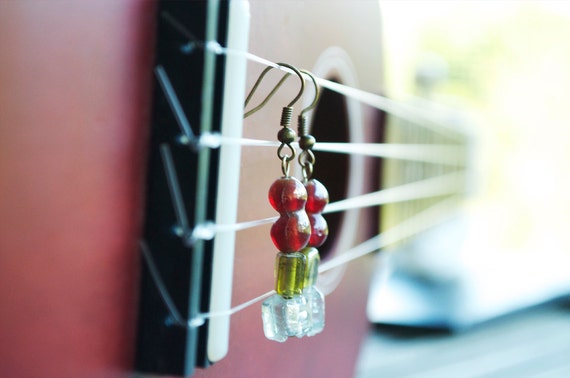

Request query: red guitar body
[{"left": 0, "top": 1, "right": 384, "bottom": 377}]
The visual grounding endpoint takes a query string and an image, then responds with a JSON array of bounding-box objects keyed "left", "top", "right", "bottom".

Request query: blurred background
[{"left": 357, "top": 1, "right": 570, "bottom": 376}]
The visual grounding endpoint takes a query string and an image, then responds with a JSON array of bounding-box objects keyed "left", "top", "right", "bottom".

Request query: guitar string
[
  {"left": 155, "top": 65, "right": 196, "bottom": 143},
  {"left": 148, "top": 13, "right": 469, "bottom": 327},
  {"left": 155, "top": 61, "right": 469, "bottom": 164},
  {"left": 313, "top": 142, "right": 466, "bottom": 166},
  {"left": 198, "top": 134, "right": 467, "bottom": 166},
  {"left": 157, "top": 60, "right": 469, "bottom": 166},
  {"left": 140, "top": 239, "right": 188, "bottom": 328},
  {"left": 160, "top": 144, "right": 191, "bottom": 238},
  {"left": 140, "top": 195, "right": 460, "bottom": 328},
  {"left": 318, "top": 195, "right": 460, "bottom": 273},
  {"left": 190, "top": 170, "right": 466, "bottom": 240},
  {"left": 169, "top": 36, "right": 470, "bottom": 240},
  {"left": 206, "top": 42, "right": 471, "bottom": 140},
  {"left": 161, "top": 129, "right": 467, "bottom": 243},
  {"left": 190, "top": 195, "right": 461, "bottom": 325},
  {"left": 153, "top": 40, "right": 469, "bottom": 243},
  {"left": 159, "top": 10, "right": 470, "bottom": 138},
  {"left": 154, "top": 16, "right": 469, "bottom": 241}
]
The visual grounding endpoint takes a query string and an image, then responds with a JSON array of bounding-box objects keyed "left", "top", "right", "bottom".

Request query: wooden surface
[{"left": 356, "top": 299, "right": 570, "bottom": 377}]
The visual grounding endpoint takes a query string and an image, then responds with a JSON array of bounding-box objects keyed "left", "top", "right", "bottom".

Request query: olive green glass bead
[
  {"left": 300, "top": 247, "right": 320, "bottom": 288},
  {"left": 275, "top": 252, "right": 306, "bottom": 299}
]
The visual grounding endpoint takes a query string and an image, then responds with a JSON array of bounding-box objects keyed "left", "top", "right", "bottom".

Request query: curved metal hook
[
  {"left": 244, "top": 70, "right": 291, "bottom": 118},
  {"left": 297, "top": 70, "right": 320, "bottom": 181},
  {"left": 279, "top": 63, "right": 305, "bottom": 107},
  {"left": 243, "top": 62, "right": 305, "bottom": 119},
  {"left": 299, "top": 69, "right": 321, "bottom": 117}
]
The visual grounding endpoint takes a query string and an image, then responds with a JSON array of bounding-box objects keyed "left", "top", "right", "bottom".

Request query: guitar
[
  {"left": 136, "top": 1, "right": 386, "bottom": 376},
  {"left": 0, "top": 1, "right": 466, "bottom": 377}
]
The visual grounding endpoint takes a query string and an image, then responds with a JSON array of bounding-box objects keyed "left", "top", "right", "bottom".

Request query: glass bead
[
  {"left": 308, "top": 213, "right": 328, "bottom": 247},
  {"left": 304, "top": 286, "right": 325, "bottom": 336},
  {"left": 268, "top": 177, "right": 307, "bottom": 213},
  {"left": 300, "top": 247, "right": 320, "bottom": 288},
  {"left": 261, "top": 294, "right": 310, "bottom": 342},
  {"left": 270, "top": 212, "right": 311, "bottom": 253},
  {"left": 275, "top": 252, "right": 306, "bottom": 299},
  {"left": 305, "top": 179, "right": 329, "bottom": 213},
  {"left": 261, "top": 295, "right": 288, "bottom": 342}
]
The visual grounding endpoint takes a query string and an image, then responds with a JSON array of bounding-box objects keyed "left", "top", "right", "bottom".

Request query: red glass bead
[
  {"left": 270, "top": 212, "right": 311, "bottom": 253},
  {"left": 268, "top": 177, "right": 307, "bottom": 213},
  {"left": 308, "top": 213, "right": 328, "bottom": 247},
  {"left": 305, "top": 179, "right": 329, "bottom": 213}
]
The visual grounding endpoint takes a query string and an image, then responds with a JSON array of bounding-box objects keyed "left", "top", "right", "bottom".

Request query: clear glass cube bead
[
  {"left": 261, "top": 294, "right": 310, "bottom": 342},
  {"left": 304, "top": 286, "right": 325, "bottom": 336}
]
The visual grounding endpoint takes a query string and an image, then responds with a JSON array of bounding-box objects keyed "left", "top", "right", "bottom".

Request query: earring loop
[
  {"left": 244, "top": 70, "right": 291, "bottom": 118},
  {"left": 299, "top": 69, "right": 321, "bottom": 118},
  {"left": 297, "top": 70, "right": 320, "bottom": 181},
  {"left": 243, "top": 63, "right": 305, "bottom": 119}
]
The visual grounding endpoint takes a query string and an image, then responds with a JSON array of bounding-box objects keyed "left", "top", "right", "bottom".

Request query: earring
[
  {"left": 258, "top": 67, "right": 328, "bottom": 342},
  {"left": 243, "top": 65, "right": 292, "bottom": 119},
  {"left": 255, "top": 63, "right": 315, "bottom": 342},
  {"left": 297, "top": 70, "right": 327, "bottom": 337}
]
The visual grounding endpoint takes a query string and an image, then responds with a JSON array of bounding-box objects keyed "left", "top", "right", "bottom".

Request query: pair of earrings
[{"left": 244, "top": 63, "right": 329, "bottom": 342}]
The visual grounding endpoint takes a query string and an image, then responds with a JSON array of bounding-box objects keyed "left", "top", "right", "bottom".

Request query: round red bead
[
  {"left": 268, "top": 177, "right": 307, "bottom": 213},
  {"left": 305, "top": 179, "right": 329, "bottom": 213},
  {"left": 308, "top": 213, "right": 328, "bottom": 247},
  {"left": 270, "top": 212, "right": 311, "bottom": 253}
]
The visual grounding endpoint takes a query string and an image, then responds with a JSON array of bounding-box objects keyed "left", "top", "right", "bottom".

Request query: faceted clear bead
[
  {"left": 275, "top": 252, "right": 306, "bottom": 298},
  {"left": 304, "top": 286, "right": 325, "bottom": 336},
  {"left": 261, "top": 294, "right": 310, "bottom": 342}
]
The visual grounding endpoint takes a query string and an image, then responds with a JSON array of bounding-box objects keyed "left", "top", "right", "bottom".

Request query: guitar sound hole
[{"left": 310, "top": 78, "right": 349, "bottom": 260}]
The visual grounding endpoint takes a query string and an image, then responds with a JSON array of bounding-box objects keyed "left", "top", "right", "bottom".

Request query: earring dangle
[
  {"left": 297, "top": 70, "right": 327, "bottom": 337},
  {"left": 251, "top": 63, "right": 313, "bottom": 342}
]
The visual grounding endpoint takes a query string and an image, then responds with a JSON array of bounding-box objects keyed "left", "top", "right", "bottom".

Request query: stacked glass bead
[
  {"left": 261, "top": 177, "right": 329, "bottom": 342},
  {"left": 300, "top": 178, "right": 329, "bottom": 336}
]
